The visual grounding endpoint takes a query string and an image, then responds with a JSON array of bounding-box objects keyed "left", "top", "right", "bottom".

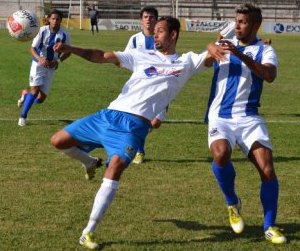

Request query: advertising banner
[
  {"left": 185, "top": 19, "right": 231, "bottom": 32},
  {"left": 263, "top": 22, "right": 300, "bottom": 34},
  {"left": 98, "top": 19, "right": 141, "bottom": 31}
]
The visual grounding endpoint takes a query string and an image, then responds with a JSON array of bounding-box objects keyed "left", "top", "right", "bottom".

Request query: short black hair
[
  {"left": 236, "top": 3, "right": 262, "bottom": 26},
  {"left": 140, "top": 6, "right": 158, "bottom": 20},
  {"left": 157, "top": 16, "right": 181, "bottom": 42},
  {"left": 49, "top": 9, "right": 63, "bottom": 20}
]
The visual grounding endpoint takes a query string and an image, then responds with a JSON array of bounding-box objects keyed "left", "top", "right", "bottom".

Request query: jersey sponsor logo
[
  {"left": 209, "top": 128, "right": 219, "bottom": 137},
  {"left": 245, "top": 52, "right": 254, "bottom": 60},
  {"left": 125, "top": 145, "right": 136, "bottom": 158},
  {"left": 144, "top": 66, "right": 183, "bottom": 77}
]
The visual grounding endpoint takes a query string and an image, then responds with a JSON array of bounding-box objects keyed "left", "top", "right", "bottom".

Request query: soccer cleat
[
  {"left": 228, "top": 198, "right": 245, "bottom": 234},
  {"left": 84, "top": 158, "right": 102, "bottom": 180},
  {"left": 132, "top": 152, "right": 145, "bottom": 164},
  {"left": 265, "top": 226, "right": 287, "bottom": 244},
  {"left": 79, "top": 232, "right": 100, "bottom": 250},
  {"left": 18, "top": 117, "right": 26, "bottom": 127},
  {"left": 17, "top": 89, "right": 28, "bottom": 108}
]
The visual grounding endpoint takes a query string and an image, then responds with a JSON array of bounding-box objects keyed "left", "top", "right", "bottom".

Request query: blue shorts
[{"left": 64, "top": 109, "right": 150, "bottom": 165}]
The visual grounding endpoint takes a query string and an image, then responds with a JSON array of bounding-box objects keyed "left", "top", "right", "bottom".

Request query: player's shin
[
  {"left": 61, "top": 147, "right": 97, "bottom": 167},
  {"left": 20, "top": 93, "right": 37, "bottom": 118},
  {"left": 212, "top": 161, "right": 238, "bottom": 205},
  {"left": 260, "top": 178, "right": 279, "bottom": 230},
  {"left": 83, "top": 178, "right": 119, "bottom": 233}
]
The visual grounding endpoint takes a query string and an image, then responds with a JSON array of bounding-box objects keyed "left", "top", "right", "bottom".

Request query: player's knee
[
  {"left": 260, "top": 166, "right": 276, "bottom": 181},
  {"left": 50, "top": 133, "right": 63, "bottom": 149},
  {"left": 211, "top": 145, "right": 231, "bottom": 167}
]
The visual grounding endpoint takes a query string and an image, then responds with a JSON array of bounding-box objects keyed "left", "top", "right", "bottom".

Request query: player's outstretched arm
[{"left": 53, "top": 42, "right": 119, "bottom": 65}]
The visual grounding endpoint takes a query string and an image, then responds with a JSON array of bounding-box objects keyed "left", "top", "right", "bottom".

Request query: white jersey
[
  {"left": 108, "top": 49, "right": 208, "bottom": 120},
  {"left": 206, "top": 37, "right": 277, "bottom": 121},
  {"left": 125, "top": 31, "right": 155, "bottom": 51},
  {"left": 31, "top": 25, "right": 70, "bottom": 62}
]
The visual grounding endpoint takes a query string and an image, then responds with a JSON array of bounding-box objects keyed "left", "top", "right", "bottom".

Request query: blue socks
[
  {"left": 21, "top": 93, "right": 37, "bottom": 118},
  {"left": 212, "top": 160, "right": 279, "bottom": 230},
  {"left": 260, "top": 178, "right": 278, "bottom": 231},
  {"left": 212, "top": 161, "right": 238, "bottom": 205}
]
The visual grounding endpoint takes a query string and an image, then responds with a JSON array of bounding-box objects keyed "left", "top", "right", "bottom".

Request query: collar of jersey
[
  {"left": 238, "top": 38, "right": 259, "bottom": 47},
  {"left": 156, "top": 50, "right": 179, "bottom": 63}
]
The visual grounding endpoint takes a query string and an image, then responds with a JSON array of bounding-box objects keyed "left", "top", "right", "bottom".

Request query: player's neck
[
  {"left": 239, "top": 33, "right": 257, "bottom": 46},
  {"left": 158, "top": 48, "right": 176, "bottom": 55},
  {"left": 143, "top": 29, "right": 154, "bottom": 36},
  {"left": 50, "top": 26, "right": 60, "bottom": 33}
]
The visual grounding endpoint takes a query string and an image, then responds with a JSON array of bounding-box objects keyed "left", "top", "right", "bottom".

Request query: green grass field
[{"left": 0, "top": 29, "right": 299, "bottom": 250}]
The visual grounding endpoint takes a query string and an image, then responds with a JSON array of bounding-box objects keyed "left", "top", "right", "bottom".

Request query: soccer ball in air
[{"left": 7, "top": 10, "right": 39, "bottom": 41}]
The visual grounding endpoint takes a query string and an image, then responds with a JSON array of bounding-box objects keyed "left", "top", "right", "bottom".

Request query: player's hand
[
  {"left": 207, "top": 42, "right": 227, "bottom": 62},
  {"left": 38, "top": 58, "right": 50, "bottom": 68},
  {"left": 53, "top": 42, "right": 71, "bottom": 53},
  {"left": 48, "top": 60, "right": 59, "bottom": 69},
  {"left": 219, "top": 40, "right": 238, "bottom": 55}
]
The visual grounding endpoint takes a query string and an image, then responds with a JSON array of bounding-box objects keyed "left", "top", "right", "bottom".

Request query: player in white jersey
[
  {"left": 17, "top": 9, "right": 71, "bottom": 126},
  {"left": 51, "top": 16, "right": 211, "bottom": 250},
  {"left": 206, "top": 4, "right": 286, "bottom": 244},
  {"left": 125, "top": 6, "right": 166, "bottom": 164}
]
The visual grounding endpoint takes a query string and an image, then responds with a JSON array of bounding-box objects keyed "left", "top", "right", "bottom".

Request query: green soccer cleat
[
  {"left": 228, "top": 198, "right": 245, "bottom": 234},
  {"left": 84, "top": 158, "right": 102, "bottom": 180},
  {"left": 132, "top": 152, "right": 145, "bottom": 164},
  {"left": 265, "top": 226, "right": 287, "bottom": 244},
  {"left": 79, "top": 232, "right": 100, "bottom": 250}
]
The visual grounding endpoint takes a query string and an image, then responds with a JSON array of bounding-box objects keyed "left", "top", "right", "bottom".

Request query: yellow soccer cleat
[
  {"left": 79, "top": 232, "right": 100, "bottom": 250},
  {"left": 228, "top": 198, "right": 245, "bottom": 234},
  {"left": 132, "top": 152, "right": 145, "bottom": 164},
  {"left": 265, "top": 226, "right": 287, "bottom": 244}
]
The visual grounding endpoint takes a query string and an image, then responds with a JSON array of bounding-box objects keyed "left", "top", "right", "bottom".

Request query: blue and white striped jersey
[
  {"left": 206, "top": 37, "right": 277, "bottom": 121},
  {"left": 31, "top": 25, "right": 70, "bottom": 62},
  {"left": 125, "top": 31, "right": 154, "bottom": 51}
]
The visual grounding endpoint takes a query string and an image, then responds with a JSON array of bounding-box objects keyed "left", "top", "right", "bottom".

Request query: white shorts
[
  {"left": 29, "top": 61, "right": 56, "bottom": 95},
  {"left": 208, "top": 116, "right": 272, "bottom": 156}
]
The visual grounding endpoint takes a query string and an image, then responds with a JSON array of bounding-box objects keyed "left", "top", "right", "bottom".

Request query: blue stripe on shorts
[{"left": 64, "top": 109, "right": 150, "bottom": 165}]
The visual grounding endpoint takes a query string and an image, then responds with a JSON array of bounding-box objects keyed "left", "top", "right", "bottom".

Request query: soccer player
[
  {"left": 87, "top": 4, "right": 99, "bottom": 35},
  {"left": 51, "top": 16, "right": 211, "bottom": 250},
  {"left": 205, "top": 4, "right": 286, "bottom": 244},
  {"left": 17, "top": 9, "right": 71, "bottom": 126},
  {"left": 125, "top": 6, "right": 167, "bottom": 164}
]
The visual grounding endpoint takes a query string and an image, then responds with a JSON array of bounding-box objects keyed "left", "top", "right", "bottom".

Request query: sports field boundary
[{"left": 1, "top": 118, "right": 300, "bottom": 124}]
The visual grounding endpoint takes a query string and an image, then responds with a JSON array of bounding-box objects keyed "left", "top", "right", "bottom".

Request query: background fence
[{"left": 0, "top": 0, "right": 300, "bottom": 22}]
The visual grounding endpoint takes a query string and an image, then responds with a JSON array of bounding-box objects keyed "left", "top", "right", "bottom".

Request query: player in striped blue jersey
[
  {"left": 125, "top": 6, "right": 157, "bottom": 51},
  {"left": 125, "top": 6, "right": 168, "bottom": 164},
  {"left": 206, "top": 4, "right": 286, "bottom": 244},
  {"left": 17, "top": 9, "right": 71, "bottom": 126}
]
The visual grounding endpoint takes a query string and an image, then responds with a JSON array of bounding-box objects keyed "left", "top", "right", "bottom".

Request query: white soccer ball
[{"left": 7, "top": 10, "right": 39, "bottom": 41}]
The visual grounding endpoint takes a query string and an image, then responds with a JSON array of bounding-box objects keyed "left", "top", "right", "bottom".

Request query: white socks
[
  {"left": 83, "top": 178, "right": 119, "bottom": 234},
  {"left": 61, "top": 147, "right": 97, "bottom": 168}
]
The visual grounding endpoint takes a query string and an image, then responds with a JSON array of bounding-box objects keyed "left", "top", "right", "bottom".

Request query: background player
[
  {"left": 206, "top": 4, "right": 286, "bottom": 244},
  {"left": 17, "top": 9, "right": 71, "bottom": 126},
  {"left": 51, "top": 16, "right": 211, "bottom": 250},
  {"left": 87, "top": 3, "right": 99, "bottom": 35}
]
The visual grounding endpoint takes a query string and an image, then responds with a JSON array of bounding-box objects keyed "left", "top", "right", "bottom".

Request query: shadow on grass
[
  {"left": 146, "top": 156, "right": 300, "bottom": 164},
  {"left": 93, "top": 221, "right": 299, "bottom": 250},
  {"left": 262, "top": 113, "right": 300, "bottom": 117}
]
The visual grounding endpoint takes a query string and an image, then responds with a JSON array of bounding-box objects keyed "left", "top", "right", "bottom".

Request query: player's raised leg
[{"left": 51, "top": 129, "right": 101, "bottom": 180}]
